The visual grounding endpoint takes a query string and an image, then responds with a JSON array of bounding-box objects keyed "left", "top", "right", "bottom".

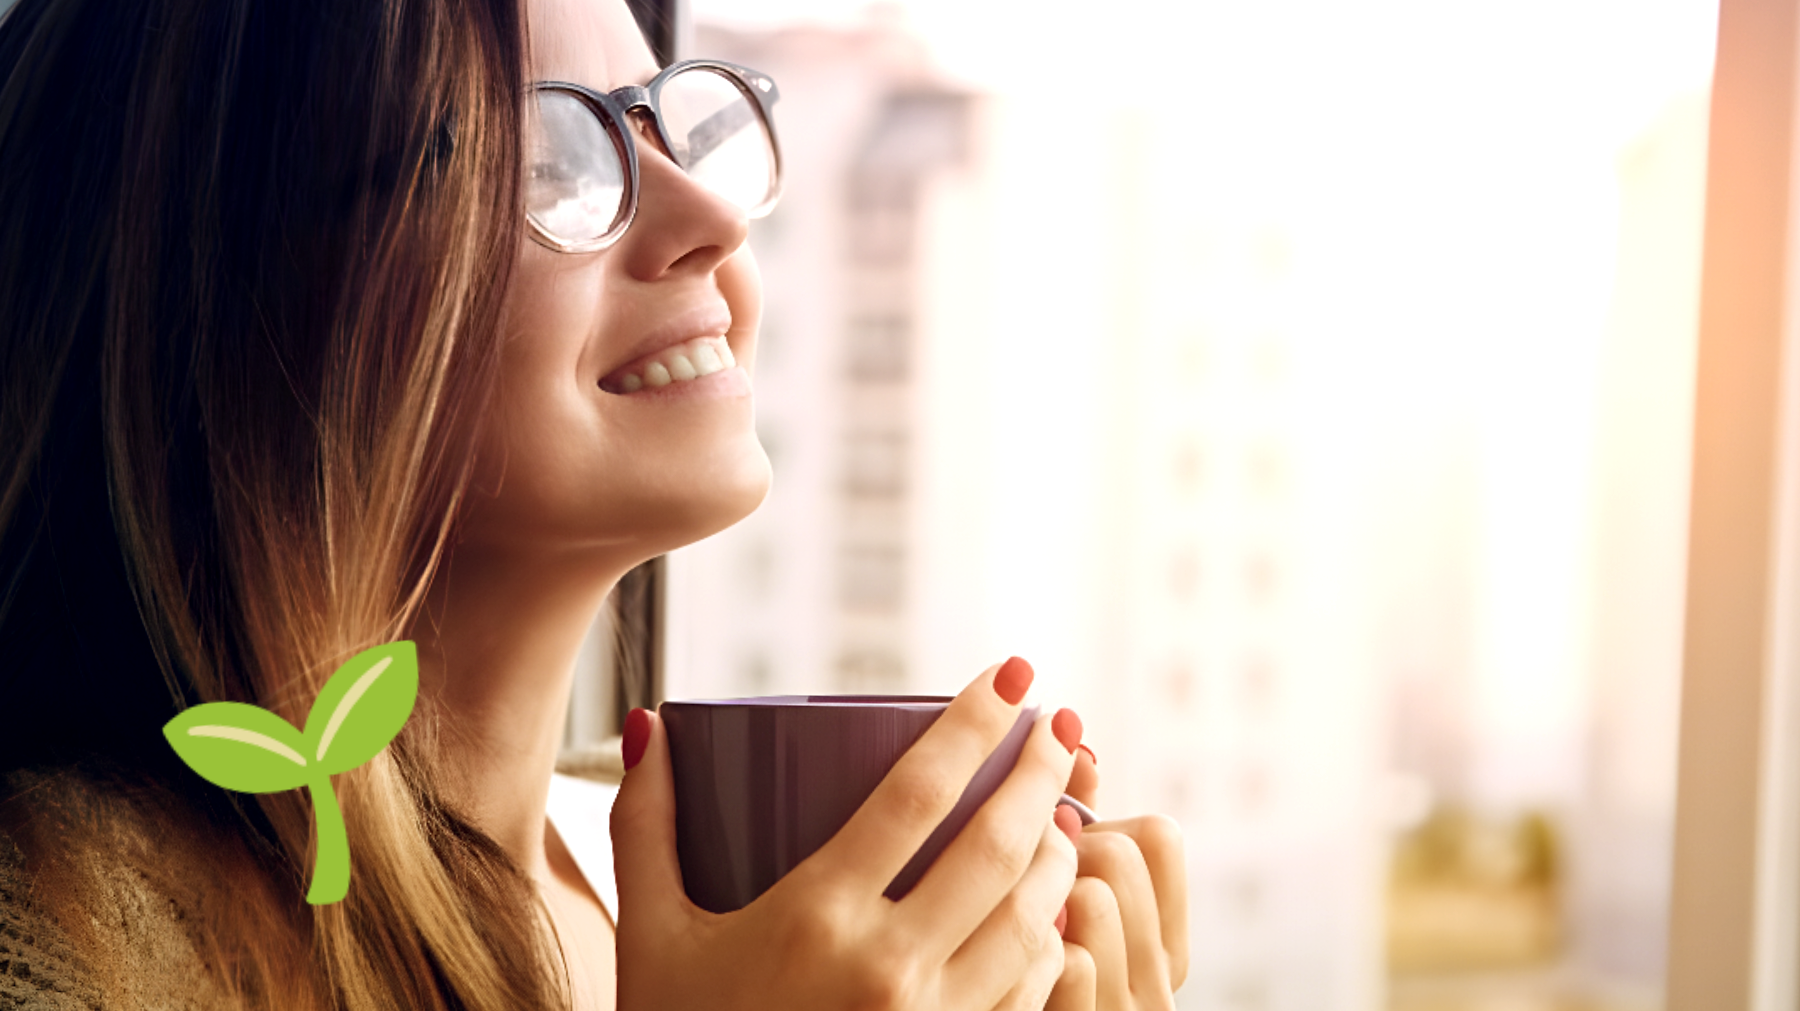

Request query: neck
[{"left": 409, "top": 545, "right": 629, "bottom": 881}]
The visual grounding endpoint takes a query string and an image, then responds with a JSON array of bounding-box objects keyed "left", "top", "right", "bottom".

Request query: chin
[
  {"left": 620, "top": 436, "right": 772, "bottom": 556},
  {"left": 457, "top": 408, "right": 772, "bottom": 566}
]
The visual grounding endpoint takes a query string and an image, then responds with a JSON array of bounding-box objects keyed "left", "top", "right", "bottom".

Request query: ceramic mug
[{"left": 662, "top": 694, "right": 1095, "bottom": 914}]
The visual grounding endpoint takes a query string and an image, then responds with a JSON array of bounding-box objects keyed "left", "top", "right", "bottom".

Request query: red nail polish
[
  {"left": 623, "top": 708, "right": 652, "bottom": 771},
  {"left": 1054, "top": 803, "right": 1083, "bottom": 845},
  {"left": 1077, "top": 743, "right": 1098, "bottom": 766},
  {"left": 1054, "top": 904, "right": 1068, "bottom": 937},
  {"left": 993, "top": 656, "right": 1034, "bottom": 706},
  {"left": 1052, "top": 708, "right": 1083, "bottom": 753}
]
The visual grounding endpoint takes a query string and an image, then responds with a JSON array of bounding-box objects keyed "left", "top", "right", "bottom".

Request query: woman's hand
[
  {"left": 610, "top": 660, "right": 1081, "bottom": 1011},
  {"left": 1047, "top": 748, "right": 1191, "bottom": 1011}
]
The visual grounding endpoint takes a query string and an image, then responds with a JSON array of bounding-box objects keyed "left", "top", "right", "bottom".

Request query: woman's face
[{"left": 462, "top": 0, "right": 771, "bottom": 563}]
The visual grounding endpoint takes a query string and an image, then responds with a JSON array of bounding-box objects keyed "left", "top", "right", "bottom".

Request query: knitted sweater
[
  {"left": 0, "top": 770, "right": 239, "bottom": 1011},
  {"left": 0, "top": 835, "right": 103, "bottom": 1011}
]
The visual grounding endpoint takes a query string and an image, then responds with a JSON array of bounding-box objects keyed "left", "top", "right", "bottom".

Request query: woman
[{"left": 0, "top": 0, "right": 1188, "bottom": 1007}]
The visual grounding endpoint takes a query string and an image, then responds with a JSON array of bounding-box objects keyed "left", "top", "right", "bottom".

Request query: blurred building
[
  {"left": 662, "top": 15, "right": 1388, "bottom": 1011},
  {"left": 1098, "top": 197, "right": 1387, "bottom": 1011},
  {"left": 663, "top": 18, "right": 980, "bottom": 699},
  {"left": 656, "top": 8, "right": 1708, "bottom": 1011}
]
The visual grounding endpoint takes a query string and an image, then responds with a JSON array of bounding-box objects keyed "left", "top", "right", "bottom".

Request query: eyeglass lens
[
  {"left": 525, "top": 66, "right": 776, "bottom": 249},
  {"left": 659, "top": 68, "right": 775, "bottom": 213},
  {"left": 526, "top": 90, "right": 628, "bottom": 246}
]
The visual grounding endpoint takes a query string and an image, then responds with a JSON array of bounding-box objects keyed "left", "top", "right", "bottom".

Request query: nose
[{"left": 615, "top": 114, "right": 750, "bottom": 282}]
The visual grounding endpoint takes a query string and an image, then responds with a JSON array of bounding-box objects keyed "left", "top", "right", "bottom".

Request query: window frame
[{"left": 1667, "top": 0, "right": 1800, "bottom": 1004}]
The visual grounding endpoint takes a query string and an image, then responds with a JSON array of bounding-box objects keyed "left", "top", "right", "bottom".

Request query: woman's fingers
[
  {"left": 941, "top": 819, "right": 1079, "bottom": 1003},
  {"left": 1045, "top": 942, "right": 1098, "bottom": 1011},
  {"left": 901, "top": 711, "right": 1080, "bottom": 948},
  {"left": 609, "top": 709, "right": 694, "bottom": 936},
  {"left": 1090, "top": 815, "right": 1190, "bottom": 990},
  {"left": 1063, "top": 876, "right": 1131, "bottom": 1011},
  {"left": 1076, "top": 829, "right": 1176, "bottom": 1007},
  {"left": 986, "top": 919, "right": 1066, "bottom": 1011},
  {"left": 1066, "top": 745, "right": 1100, "bottom": 809},
  {"left": 819, "top": 659, "right": 1037, "bottom": 891}
]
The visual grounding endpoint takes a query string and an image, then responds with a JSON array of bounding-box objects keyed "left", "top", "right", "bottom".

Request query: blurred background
[{"left": 646, "top": 1, "right": 1720, "bottom": 1009}]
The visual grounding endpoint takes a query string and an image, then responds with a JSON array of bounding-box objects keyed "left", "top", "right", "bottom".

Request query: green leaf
[
  {"left": 301, "top": 641, "right": 418, "bottom": 776},
  {"left": 163, "top": 702, "right": 311, "bottom": 794}
]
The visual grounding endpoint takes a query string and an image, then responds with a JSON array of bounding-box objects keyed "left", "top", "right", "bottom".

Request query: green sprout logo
[{"left": 163, "top": 641, "right": 418, "bottom": 905}]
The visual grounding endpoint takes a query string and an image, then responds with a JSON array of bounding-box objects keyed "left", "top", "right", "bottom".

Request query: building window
[
  {"left": 838, "top": 543, "right": 904, "bottom": 611},
  {"left": 1226, "top": 871, "right": 1265, "bottom": 925},
  {"left": 836, "top": 646, "right": 905, "bottom": 693},
  {"left": 1169, "top": 546, "right": 1200, "bottom": 601},
  {"left": 1236, "top": 762, "right": 1271, "bottom": 816},
  {"left": 846, "top": 178, "right": 916, "bottom": 263},
  {"left": 1221, "top": 972, "right": 1270, "bottom": 1011},
  {"left": 1163, "top": 766, "right": 1199, "bottom": 822},
  {"left": 739, "top": 650, "right": 772, "bottom": 695},
  {"left": 843, "top": 429, "right": 907, "bottom": 498},
  {"left": 1173, "top": 438, "right": 1204, "bottom": 498},
  {"left": 1163, "top": 655, "right": 1198, "bottom": 712},
  {"left": 845, "top": 314, "right": 910, "bottom": 382}
]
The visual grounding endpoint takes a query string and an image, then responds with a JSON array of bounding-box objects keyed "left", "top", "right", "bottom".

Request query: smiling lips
[{"left": 599, "top": 335, "right": 738, "bottom": 394}]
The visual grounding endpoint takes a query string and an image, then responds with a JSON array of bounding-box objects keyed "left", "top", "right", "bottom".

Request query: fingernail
[
  {"left": 1055, "top": 904, "right": 1068, "bottom": 937},
  {"left": 993, "top": 656, "right": 1034, "bottom": 706},
  {"left": 1054, "top": 803, "right": 1083, "bottom": 845},
  {"left": 623, "top": 707, "right": 652, "bottom": 771},
  {"left": 1052, "top": 708, "right": 1083, "bottom": 753},
  {"left": 1077, "top": 743, "right": 1098, "bottom": 766}
]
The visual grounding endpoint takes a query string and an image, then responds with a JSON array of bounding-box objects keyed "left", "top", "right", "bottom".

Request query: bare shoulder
[{"left": 0, "top": 766, "right": 295, "bottom": 1011}]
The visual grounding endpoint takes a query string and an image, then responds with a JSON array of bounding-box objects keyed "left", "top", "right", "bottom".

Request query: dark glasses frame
[{"left": 527, "top": 58, "right": 784, "bottom": 254}]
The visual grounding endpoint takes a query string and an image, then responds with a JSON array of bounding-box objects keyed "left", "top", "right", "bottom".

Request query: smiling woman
[{"left": 0, "top": 0, "right": 1183, "bottom": 1008}]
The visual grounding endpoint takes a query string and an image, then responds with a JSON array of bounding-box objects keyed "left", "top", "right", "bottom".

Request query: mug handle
[{"left": 1059, "top": 794, "right": 1099, "bottom": 826}]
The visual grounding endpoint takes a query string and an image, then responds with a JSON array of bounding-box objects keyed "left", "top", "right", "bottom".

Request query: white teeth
[{"left": 605, "top": 336, "right": 737, "bottom": 394}]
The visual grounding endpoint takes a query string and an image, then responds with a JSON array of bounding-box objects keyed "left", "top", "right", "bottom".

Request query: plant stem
[{"left": 305, "top": 775, "right": 349, "bottom": 905}]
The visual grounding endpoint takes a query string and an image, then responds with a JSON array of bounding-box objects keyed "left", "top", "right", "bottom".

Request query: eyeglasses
[{"left": 525, "top": 59, "right": 783, "bottom": 254}]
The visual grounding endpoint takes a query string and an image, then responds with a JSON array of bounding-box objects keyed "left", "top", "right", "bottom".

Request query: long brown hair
[{"left": 0, "top": 0, "right": 573, "bottom": 1006}]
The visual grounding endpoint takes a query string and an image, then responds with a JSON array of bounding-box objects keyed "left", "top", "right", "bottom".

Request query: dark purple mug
[{"left": 662, "top": 694, "right": 1084, "bottom": 914}]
